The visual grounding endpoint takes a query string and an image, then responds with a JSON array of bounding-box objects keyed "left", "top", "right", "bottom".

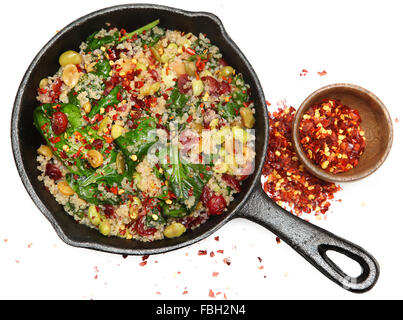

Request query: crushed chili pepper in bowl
[{"left": 292, "top": 83, "right": 393, "bottom": 182}]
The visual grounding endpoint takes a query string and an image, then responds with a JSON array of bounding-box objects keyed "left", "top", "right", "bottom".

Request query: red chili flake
[
  {"left": 299, "top": 99, "right": 366, "bottom": 174},
  {"left": 27, "top": 243, "right": 32, "bottom": 248},
  {"left": 300, "top": 69, "right": 308, "bottom": 76},
  {"left": 217, "top": 249, "right": 224, "bottom": 254},
  {"left": 210, "top": 251, "right": 215, "bottom": 257},
  {"left": 185, "top": 47, "right": 196, "bottom": 55},
  {"left": 395, "top": 118, "right": 399, "bottom": 123},
  {"left": 139, "top": 261, "right": 147, "bottom": 267},
  {"left": 198, "top": 250, "right": 207, "bottom": 256},
  {"left": 214, "top": 236, "right": 220, "bottom": 241},
  {"left": 212, "top": 272, "right": 219, "bottom": 277},
  {"left": 223, "top": 257, "right": 231, "bottom": 266},
  {"left": 262, "top": 104, "right": 342, "bottom": 216},
  {"left": 208, "top": 289, "right": 216, "bottom": 298},
  {"left": 276, "top": 237, "right": 281, "bottom": 244},
  {"left": 142, "top": 255, "right": 150, "bottom": 261},
  {"left": 257, "top": 257, "right": 262, "bottom": 263},
  {"left": 122, "top": 254, "right": 128, "bottom": 259},
  {"left": 318, "top": 70, "right": 327, "bottom": 76},
  {"left": 258, "top": 266, "right": 264, "bottom": 270}
]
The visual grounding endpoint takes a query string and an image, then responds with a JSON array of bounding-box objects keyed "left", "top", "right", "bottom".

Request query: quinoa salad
[{"left": 34, "top": 20, "right": 256, "bottom": 241}]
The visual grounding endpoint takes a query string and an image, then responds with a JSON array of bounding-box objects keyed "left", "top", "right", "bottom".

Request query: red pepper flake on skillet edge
[{"left": 262, "top": 103, "right": 342, "bottom": 218}]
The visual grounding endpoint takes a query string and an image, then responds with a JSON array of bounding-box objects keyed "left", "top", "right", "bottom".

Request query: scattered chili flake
[
  {"left": 122, "top": 254, "right": 128, "bottom": 259},
  {"left": 257, "top": 257, "right": 262, "bottom": 263},
  {"left": 139, "top": 261, "right": 147, "bottom": 267},
  {"left": 208, "top": 289, "right": 216, "bottom": 298},
  {"left": 223, "top": 257, "right": 231, "bottom": 266},
  {"left": 276, "top": 237, "right": 281, "bottom": 244},
  {"left": 217, "top": 249, "right": 224, "bottom": 254},
  {"left": 258, "top": 266, "right": 264, "bottom": 270},
  {"left": 262, "top": 105, "right": 342, "bottom": 216},
  {"left": 183, "top": 290, "right": 188, "bottom": 295},
  {"left": 198, "top": 250, "right": 207, "bottom": 256},
  {"left": 210, "top": 251, "right": 215, "bottom": 257},
  {"left": 395, "top": 118, "right": 399, "bottom": 123},
  {"left": 212, "top": 272, "right": 219, "bottom": 277},
  {"left": 300, "top": 69, "right": 308, "bottom": 76},
  {"left": 299, "top": 99, "right": 366, "bottom": 174},
  {"left": 142, "top": 255, "right": 150, "bottom": 261},
  {"left": 317, "top": 70, "right": 327, "bottom": 76},
  {"left": 214, "top": 236, "right": 220, "bottom": 241}
]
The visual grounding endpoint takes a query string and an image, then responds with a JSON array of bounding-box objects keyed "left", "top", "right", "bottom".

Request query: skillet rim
[{"left": 11, "top": 3, "right": 269, "bottom": 255}]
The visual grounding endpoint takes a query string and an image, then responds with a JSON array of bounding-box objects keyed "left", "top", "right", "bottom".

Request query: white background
[{"left": 1, "top": 0, "right": 402, "bottom": 300}]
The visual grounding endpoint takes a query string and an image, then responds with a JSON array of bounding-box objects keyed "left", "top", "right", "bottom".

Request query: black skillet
[{"left": 11, "top": 4, "right": 379, "bottom": 293}]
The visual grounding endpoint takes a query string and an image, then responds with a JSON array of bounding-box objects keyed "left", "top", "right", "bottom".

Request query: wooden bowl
[{"left": 292, "top": 83, "right": 393, "bottom": 183}]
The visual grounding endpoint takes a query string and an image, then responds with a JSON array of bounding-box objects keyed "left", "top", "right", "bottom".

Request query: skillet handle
[{"left": 235, "top": 185, "right": 379, "bottom": 293}]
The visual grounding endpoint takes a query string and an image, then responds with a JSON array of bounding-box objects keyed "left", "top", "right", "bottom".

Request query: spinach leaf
[
  {"left": 66, "top": 174, "right": 121, "bottom": 205},
  {"left": 218, "top": 102, "right": 240, "bottom": 120},
  {"left": 85, "top": 20, "right": 160, "bottom": 52},
  {"left": 33, "top": 104, "right": 114, "bottom": 176},
  {"left": 60, "top": 104, "right": 83, "bottom": 129},
  {"left": 218, "top": 74, "right": 249, "bottom": 120},
  {"left": 67, "top": 91, "right": 81, "bottom": 108},
  {"left": 166, "top": 88, "right": 189, "bottom": 116},
  {"left": 145, "top": 206, "right": 167, "bottom": 228},
  {"left": 88, "top": 85, "right": 121, "bottom": 118},
  {"left": 114, "top": 117, "right": 158, "bottom": 175},
  {"left": 85, "top": 31, "right": 119, "bottom": 53},
  {"left": 159, "top": 145, "right": 213, "bottom": 211},
  {"left": 93, "top": 59, "right": 111, "bottom": 78}
]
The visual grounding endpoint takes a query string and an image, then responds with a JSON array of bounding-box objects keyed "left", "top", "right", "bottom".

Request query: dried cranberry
[
  {"left": 108, "top": 47, "right": 128, "bottom": 62},
  {"left": 45, "top": 163, "right": 62, "bottom": 181},
  {"left": 134, "top": 218, "right": 157, "bottom": 236},
  {"left": 103, "top": 204, "right": 115, "bottom": 218},
  {"left": 207, "top": 195, "right": 227, "bottom": 215},
  {"left": 92, "top": 139, "right": 103, "bottom": 150},
  {"left": 49, "top": 78, "right": 63, "bottom": 102},
  {"left": 149, "top": 69, "right": 160, "bottom": 82},
  {"left": 222, "top": 174, "right": 241, "bottom": 192},
  {"left": 219, "top": 58, "right": 228, "bottom": 66},
  {"left": 178, "top": 74, "right": 191, "bottom": 94},
  {"left": 132, "top": 97, "right": 146, "bottom": 109},
  {"left": 218, "top": 81, "right": 231, "bottom": 95},
  {"left": 201, "top": 76, "right": 220, "bottom": 95},
  {"left": 201, "top": 185, "right": 213, "bottom": 206},
  {"left": 51, "top": 111, "right": 68, "bottom": 135}
]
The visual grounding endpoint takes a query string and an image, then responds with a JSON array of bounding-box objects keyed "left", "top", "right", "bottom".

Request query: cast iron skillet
[{"left": 11, "top": 4, "right": 379, "bottom": 293}]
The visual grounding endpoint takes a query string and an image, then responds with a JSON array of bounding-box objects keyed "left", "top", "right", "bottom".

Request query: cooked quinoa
[{"left": 34, "top": 20, "right": 256, "bottom": 241}]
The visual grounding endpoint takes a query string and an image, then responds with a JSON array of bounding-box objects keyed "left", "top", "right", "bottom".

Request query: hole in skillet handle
[{"left": 318, "top": 245, "right": 369, "bottom": 285}]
